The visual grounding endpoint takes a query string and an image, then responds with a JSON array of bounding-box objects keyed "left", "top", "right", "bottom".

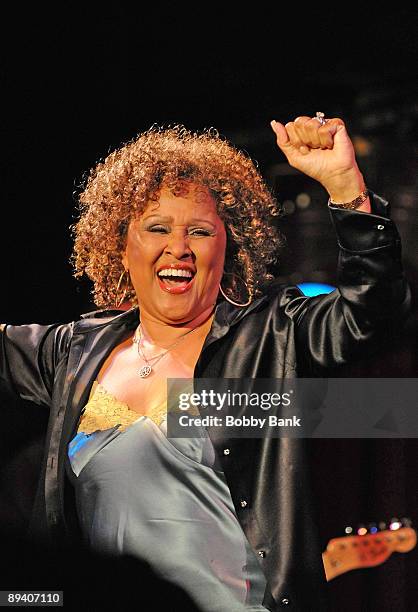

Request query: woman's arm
[
  {"left": 270, "top": 115, "right": 411, "bottom": 371},
  {"left": 0, "top": 322, "right": 73, "bottom": 408}
]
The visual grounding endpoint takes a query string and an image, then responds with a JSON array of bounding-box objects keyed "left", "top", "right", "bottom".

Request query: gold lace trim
[{"left": 77, "top": 381, "right": 167, "bottom": 434}]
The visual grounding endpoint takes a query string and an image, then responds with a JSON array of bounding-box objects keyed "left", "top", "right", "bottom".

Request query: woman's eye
[
  {"left": 148, "top": 225, "right": 168, "bottom": 233},
  {"left": 189, "top": 229, "right": 211, "bottom": 236}
]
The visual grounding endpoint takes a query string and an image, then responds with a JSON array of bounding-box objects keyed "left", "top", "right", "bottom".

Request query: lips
[
  {"left": 156, "top": 264, "right": 196, "bottom": 294},
  {"left": 157, "top": 275, "right": 195, "bottom": 294}
]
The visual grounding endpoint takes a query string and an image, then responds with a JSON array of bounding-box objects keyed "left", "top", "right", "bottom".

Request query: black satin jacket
[{"left": 0, "top": 192, "right": 411, "bottom": 611}]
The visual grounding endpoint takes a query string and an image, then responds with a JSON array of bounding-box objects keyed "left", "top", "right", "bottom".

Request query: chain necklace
[{"left": 132, "top": 323, "right": 199, "bottom": 378}]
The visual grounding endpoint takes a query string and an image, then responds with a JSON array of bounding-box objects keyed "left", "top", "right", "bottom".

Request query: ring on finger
[{"left": 314, "top": 111, "right": 329, "bottom": 126}]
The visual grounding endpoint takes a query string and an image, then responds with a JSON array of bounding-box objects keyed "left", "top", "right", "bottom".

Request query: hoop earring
[
  {"left": 115, "top": 269, "right": 130, "bottom": 308},
  {"left": 219, "top": 271, "right": 253, "bottom": 307}
]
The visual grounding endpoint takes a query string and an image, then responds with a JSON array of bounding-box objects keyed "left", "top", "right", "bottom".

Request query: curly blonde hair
[{"left": 71, "top": 124, "right": 284, "bottom": 309}]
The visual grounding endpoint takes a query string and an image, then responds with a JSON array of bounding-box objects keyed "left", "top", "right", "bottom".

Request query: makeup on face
[{"left": 122, "top": 184, "right": 227, "bottom": 323}]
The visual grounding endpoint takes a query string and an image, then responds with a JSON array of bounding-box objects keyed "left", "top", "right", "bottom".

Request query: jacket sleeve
[
  {"left": 282, "top": 190, "right": 411, "bottom": 372},
  {"left": 0, "top": 321, "right": 74, "bottom": 409}
]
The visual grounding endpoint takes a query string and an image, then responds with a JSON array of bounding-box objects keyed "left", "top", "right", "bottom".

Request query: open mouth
[{"left": 156, "top": 269, "right": 196, "bottom": 294}]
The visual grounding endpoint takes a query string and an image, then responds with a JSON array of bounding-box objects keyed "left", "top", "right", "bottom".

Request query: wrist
[{"left": 324, "top": 169, "right": 366, "bottom": 203}]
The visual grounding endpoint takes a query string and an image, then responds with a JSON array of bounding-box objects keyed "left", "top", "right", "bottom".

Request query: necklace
[{"left": 132, "top": 323, "right": 199, "bottom": 378}]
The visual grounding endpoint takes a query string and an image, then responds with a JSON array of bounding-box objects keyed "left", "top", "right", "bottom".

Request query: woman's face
[{"left": 122, "top": 182, "right": 227, "bottom": 324}]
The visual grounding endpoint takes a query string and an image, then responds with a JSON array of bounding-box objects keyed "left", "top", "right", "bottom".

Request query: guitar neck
[
  {"left": 322, "top": 549, "right": 351, "bottom": 581},
  {"left": 323, "top": 527, "right": 417, "bottom": 581}
]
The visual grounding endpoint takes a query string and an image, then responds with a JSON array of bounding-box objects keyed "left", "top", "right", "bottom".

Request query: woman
[{"left": 0, "top": 114, "right": 410, "bottom": 611}]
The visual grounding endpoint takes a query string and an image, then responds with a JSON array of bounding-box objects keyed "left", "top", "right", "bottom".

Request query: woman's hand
[{"left": 270, "top": 116, "right": 369, "bottom": 208}]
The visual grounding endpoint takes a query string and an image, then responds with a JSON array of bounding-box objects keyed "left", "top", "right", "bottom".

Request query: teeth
[{"left": 158, "top": 269, "right": 193, "bottom": 278}]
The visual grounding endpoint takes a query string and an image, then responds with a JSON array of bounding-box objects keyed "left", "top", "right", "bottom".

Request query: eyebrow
[{"left": 142, "top": 215, "right": 217, "bottom": 227}]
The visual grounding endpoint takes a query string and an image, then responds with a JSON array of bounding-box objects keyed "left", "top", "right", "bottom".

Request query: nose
[{"left": 164, "top": 229, "right": 193, "bottom": 260}]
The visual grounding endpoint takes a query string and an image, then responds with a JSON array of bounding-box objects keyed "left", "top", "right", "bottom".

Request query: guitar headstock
[{"left": 324, "top": 517, "right": 417, "bottom": 581}]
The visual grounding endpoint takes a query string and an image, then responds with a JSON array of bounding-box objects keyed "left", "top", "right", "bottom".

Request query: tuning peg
[
  {"left": 368, "top": 522, "right": 378, "bottom": 534},
  {"left": 378, "top": 521, "right": 387, "bottom": 531},
  {"left": 401, "top": 517, "right": 412, "bottom": 527},
  {"left": 344, "top": 526, "right": 353, "bottom": 535},
  {"left": 389, "top": 517, "right": 401, "bottom": 530},
  {"left": 357, "top": 524, "right": 367, "bottom": 536}
]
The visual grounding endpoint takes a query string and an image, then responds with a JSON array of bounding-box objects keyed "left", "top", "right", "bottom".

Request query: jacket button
[
  {"left": 281, "top": 598, "right": 290, "bottom": 605},
  {"left": 377, "top": 224, "right": 385, "bottom": 230},
  {"left": 240, "top": 500, "right": 247, "bottom": 508},
  {"left": 257, "top": 550, "right": 265, "bottom": 558},
  {"left": 223, "top": 448, "right": 230, "bottom": 455}
]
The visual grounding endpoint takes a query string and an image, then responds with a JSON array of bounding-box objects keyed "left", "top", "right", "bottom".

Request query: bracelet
[{"left": 329, "top": 188, "right": 369, "bottom": 210}]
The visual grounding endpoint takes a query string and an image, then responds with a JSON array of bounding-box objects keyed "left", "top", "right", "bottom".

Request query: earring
[
  {"left": 219, "top": 271, "right": 253, "bottom": 307},
  {"left": 115, "top": 269, "right": 130, "bottom": 308}
]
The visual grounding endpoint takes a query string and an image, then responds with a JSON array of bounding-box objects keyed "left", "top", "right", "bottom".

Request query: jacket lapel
[{"left": 59, "top": 308, "right": 140, "bottom": 478}]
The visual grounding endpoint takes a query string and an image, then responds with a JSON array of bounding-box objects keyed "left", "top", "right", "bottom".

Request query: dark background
[{"left": 1, "top": 7, "right": 417, "bottom": 611}]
